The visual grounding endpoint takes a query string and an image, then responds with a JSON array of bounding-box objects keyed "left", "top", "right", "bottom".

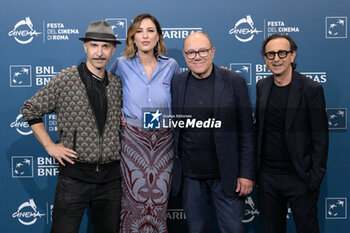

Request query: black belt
[
  {"left": 59, "top": 160, "right": 121, "bottom": 183},
  {"left": 65, "top": 160, "right": 119, "bottom": 172}
]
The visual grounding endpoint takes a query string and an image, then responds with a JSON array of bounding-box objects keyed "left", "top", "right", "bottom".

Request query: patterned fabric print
[
  {"left": 21, "top": 67, "right": 122, "bottom": 163},
  {"left": 120, "top": 125, "right": 173, "bottom": 233}
]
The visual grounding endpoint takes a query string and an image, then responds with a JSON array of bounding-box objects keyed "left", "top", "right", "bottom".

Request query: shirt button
[
  {"left": 143, "top": 72, "right": 146, "bottom": 75},
  {"left": 148, "top": 85, "right": 150, "bottom": 88},
  {"left": 148, "top": 98, "right": 151, "bottom": 102}
]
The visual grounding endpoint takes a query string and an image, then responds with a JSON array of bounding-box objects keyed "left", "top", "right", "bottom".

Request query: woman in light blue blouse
[{"left": 109, "top": 13, "right": 181, "bottom": 233}]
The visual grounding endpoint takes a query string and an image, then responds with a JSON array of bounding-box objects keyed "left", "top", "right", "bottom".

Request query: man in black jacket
[
  {"left": 171, "top": 32, "right": 255, "bottom": 233},
  {"left": 255, "top": 33, "right": 329, "bottom": 233}
]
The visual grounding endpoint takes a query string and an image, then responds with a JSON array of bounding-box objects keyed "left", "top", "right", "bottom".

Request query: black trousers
[
  {"left": 258, "top": 171, "right": 320, "bottom": 233},
  {"left": 50, "top": 174, "right": 121, "bottom": 233}
]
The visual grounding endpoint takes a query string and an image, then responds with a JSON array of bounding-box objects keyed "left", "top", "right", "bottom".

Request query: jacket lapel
[
  {"left": 258, "top": 76, "right": 273, "bottom": 134},
  {"left": 176, "top": 71, "right": 189, "bottom": 115},
  {"left": 213, "top": 65, "right": 225, "bottom": 116},
  {"left": 285, "top": 72, "right": 303, "bottom": 134}
]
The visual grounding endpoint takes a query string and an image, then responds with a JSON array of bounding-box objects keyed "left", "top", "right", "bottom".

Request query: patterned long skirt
[{"left": 120, "top": 124, "right": 173, "bottom": 233}]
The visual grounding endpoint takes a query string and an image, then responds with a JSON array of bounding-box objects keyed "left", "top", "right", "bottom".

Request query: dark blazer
[
  {"left": 171, "top": 64, "right": 255, "bottom": 196},
  {"left": 255, "top": 71, "right": 329, "bottom": 188}
]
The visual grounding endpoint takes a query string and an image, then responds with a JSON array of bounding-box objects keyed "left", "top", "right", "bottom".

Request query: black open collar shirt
[{"left": 78, "top": 63, "right": 108, "bottom": 136}]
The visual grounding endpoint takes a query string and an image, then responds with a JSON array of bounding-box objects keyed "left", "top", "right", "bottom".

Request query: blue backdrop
[{"left": 1, "top": 0, "right": 349, "bottom": 232}]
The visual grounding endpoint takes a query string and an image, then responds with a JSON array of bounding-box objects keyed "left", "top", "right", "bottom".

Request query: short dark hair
[{"left": 261, "top": 34, "right": 298, "bottom": 70}]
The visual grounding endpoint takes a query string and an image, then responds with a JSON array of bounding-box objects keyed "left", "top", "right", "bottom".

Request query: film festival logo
[
  {"left": 325, "top": 198, "right": 347, "bottom": 219},
  {"left": 265, "top": 20, "right": 300, "bottom": 37},
  {"left": 12, "top": 199, "right": 45, "bottom": 225},
  {"left": 10, "top": 113, "right": 56, "bottom": 135},
  {"left": 325, "top": 16, "right": 347, "bottom": 39},
  {"left": 45, "top": 22, "right": 80, "bottom": 41},
  {"left": 242, "top": 196, "right": 291, "bottom": 223},
  {"left": 10, "top": 114, "right": 33, "bottom": 136},
  {"left": 8, "top": 17, "right": 42, "bottom": 44},
  {"left": 230, "top": 63, "right": 252, "bottom": 85},
  {"left": 45, "top": 113, "right": 58, "bottom": 132},
  {"left": 327, "top": 108, "right": 347, "bottom": 130},
  {"left": 105, "top": 18, "right": 127, "bottom": 40},
  {"left": 9, "top": 65, "right": 32, "bottom": 87},
  {"left": 11, "top": 156, "right": 34, "bottom": 178},
  {"left": 229, "top": 15, "right": 262, "bottom": 42},
  {"left": 243, "top": 196, "right": 260, "bottom": 223}
]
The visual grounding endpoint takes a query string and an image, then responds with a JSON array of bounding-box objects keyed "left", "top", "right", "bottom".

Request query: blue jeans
[{"left": 182, "top": 177, "right": 245, "bottom": 233}]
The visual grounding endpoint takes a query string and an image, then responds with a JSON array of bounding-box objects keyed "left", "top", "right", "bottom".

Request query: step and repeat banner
[{"left": 1, "top": 0, "right": 349, "bottom": 232}]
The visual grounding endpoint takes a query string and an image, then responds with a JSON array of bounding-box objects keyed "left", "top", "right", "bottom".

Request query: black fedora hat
[{"left": 79, "top": 20, "right": 122, "bottom": 44}]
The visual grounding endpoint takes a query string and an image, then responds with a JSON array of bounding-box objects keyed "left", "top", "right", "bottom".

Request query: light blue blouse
[{"left": 109, "top": 54, "right": 181, "bottom": 123}]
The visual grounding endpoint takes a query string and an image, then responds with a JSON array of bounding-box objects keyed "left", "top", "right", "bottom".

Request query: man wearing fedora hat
[{"left": 21, "top": 21, "right": 123, "bottom": 233}]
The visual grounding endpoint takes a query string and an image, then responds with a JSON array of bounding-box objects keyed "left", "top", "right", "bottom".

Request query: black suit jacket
[
  {"left": 171, "top": 65, "right": 255, "bottom": 196},
  {"left": 255, "top": 71, "right": 329, "bottom": 188}
]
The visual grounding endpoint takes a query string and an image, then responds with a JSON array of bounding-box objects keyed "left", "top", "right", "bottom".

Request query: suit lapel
[
  {"left": 173, "top": 72, "right": 188, "bottom": 139},
  {"left": 213, "top": 65, "right": 225, "bottom": 116},
  {"left": 258, "top": 76, "right": 273, "bottom": 134},
  {"left": 176, "top": 71, "right": 189, "bottom": 115},
  {"left": 285, "top": 72, "right": 303, "bottom": 134}
]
